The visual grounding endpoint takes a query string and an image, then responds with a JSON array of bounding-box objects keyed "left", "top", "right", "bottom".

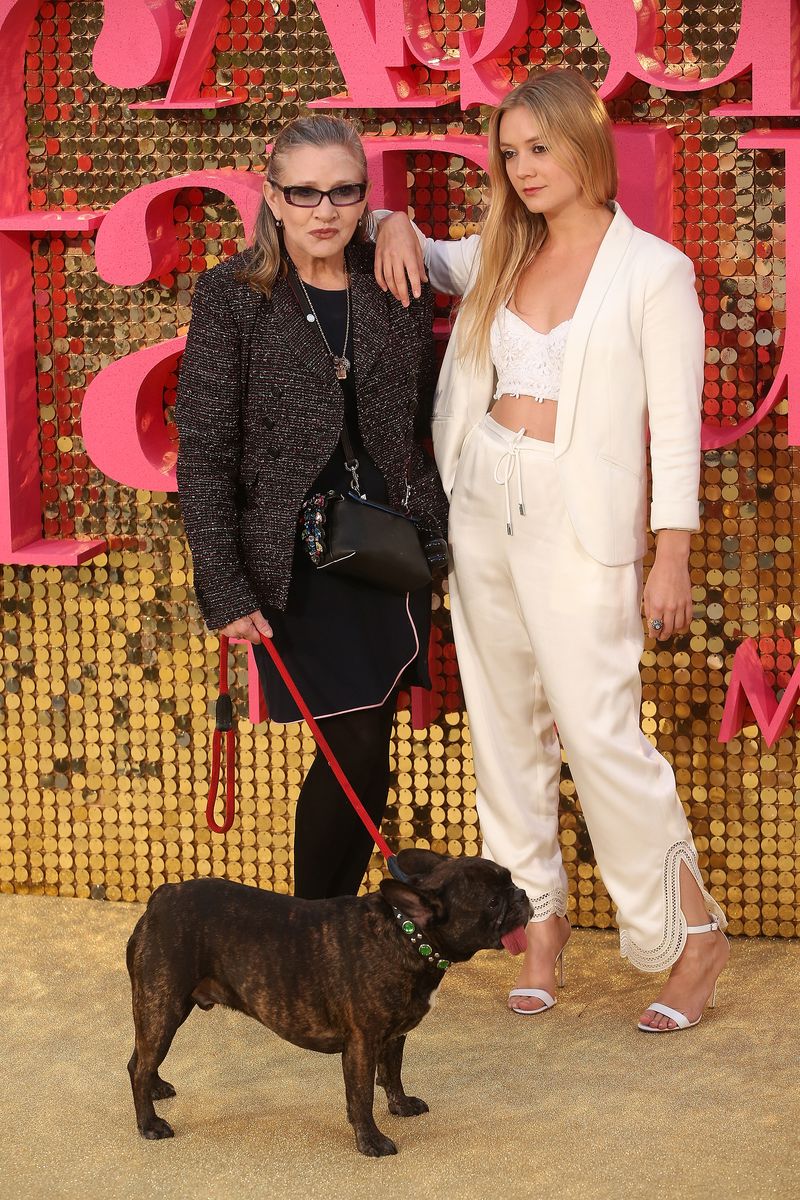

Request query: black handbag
[
  {"left": 299, "top": 418, "right": 433, "bottom": 594},
  {"left": 285, "top": 260, "right": 442, "bottom": 593}
]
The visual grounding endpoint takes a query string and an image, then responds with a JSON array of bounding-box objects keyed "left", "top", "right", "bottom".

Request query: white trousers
[{"left": 448, "top": 414, "right": 726, "bottom": 972}]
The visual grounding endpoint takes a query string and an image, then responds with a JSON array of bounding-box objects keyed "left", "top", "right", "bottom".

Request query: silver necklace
[{"left": 292, "top": 265, "right": 351, "bottom": 380}]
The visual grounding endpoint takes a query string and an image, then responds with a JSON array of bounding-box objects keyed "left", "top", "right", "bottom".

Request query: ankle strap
[{"left": 686, "top": 918, "right": 719, "bottom": 935}]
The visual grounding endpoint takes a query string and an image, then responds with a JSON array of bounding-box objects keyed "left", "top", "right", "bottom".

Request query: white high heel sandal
[
  {"left": 508, "top": 945, "right": 566, "bottom": 1015},
  {"left": 637, "top": 917, "right": 726, "bottom": 1033}
]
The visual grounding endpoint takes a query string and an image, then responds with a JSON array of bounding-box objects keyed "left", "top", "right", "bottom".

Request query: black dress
[{"left": 252, "top": 281, "right": 432, "bottom": 723}]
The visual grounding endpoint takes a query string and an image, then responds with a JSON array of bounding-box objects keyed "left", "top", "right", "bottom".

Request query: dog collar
[{"left": 391, "top": 906, "right": 451, "bottom": 971}]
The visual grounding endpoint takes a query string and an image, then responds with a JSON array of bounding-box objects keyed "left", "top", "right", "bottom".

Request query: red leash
[{"left": 206, "top": 633, "right": 408, "bottom": 880}]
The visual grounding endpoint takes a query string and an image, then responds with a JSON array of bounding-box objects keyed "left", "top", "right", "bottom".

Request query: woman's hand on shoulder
[
  {"left": 643, "top": 530, "right": 692, "bottom": 640},
  {"left": 220, "top": 609, "right": 273, "bottom": 643},
  {"left": 375, "top": 212, "right": 428, "bottom": 308}
]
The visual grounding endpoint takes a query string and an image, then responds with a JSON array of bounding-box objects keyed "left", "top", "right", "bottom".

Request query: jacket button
[{"left": 268, "top": 446, "right": 281, "bottom": 459}]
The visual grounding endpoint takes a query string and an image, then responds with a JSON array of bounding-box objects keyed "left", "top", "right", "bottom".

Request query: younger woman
[{"left": 375, "top": 69, "right": 729, "bottom": 1031}]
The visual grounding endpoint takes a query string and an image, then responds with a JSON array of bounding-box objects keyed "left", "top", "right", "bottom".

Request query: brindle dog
[{"left": 126, "top": 848, "right": 530, "bottom": 1156}]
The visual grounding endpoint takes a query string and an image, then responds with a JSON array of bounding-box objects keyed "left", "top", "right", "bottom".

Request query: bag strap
[
  {"left": 339, "top": 415, "right": 357, "bottom": 467},
  {"left": 339, "top": 413, "right": 364, "bottom": 496}
]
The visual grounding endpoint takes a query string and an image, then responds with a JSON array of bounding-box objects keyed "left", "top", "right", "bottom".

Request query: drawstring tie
[{"left": 493, "top": 427, "right": 528, "bottom": 535}]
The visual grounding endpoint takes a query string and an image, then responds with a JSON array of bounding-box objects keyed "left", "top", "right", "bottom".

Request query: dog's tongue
[{"left": 501, "top": 926, "right": 528, "bottom": 956}]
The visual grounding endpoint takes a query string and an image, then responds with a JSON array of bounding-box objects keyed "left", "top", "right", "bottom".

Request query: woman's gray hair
[{"left": 236, "top": 114, "right": 374, "bottom": 296}]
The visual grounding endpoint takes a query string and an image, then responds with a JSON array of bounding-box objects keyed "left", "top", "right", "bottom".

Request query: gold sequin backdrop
[{"left": 1, "top": 1, "right": 798, "bottom": 939}]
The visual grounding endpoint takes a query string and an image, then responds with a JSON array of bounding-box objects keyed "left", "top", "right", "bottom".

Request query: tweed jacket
[{"left": 175, "top": 241, "right": 448, "bottom": 630}]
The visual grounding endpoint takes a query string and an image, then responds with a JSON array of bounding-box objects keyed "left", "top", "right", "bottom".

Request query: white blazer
[{"left": 417, "top": 203, "right": 705, "bottom": 567}]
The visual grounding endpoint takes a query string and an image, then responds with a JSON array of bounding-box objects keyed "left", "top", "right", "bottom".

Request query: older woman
[{"left": 176, "top": 115, "right": 447, "bottom": 900}]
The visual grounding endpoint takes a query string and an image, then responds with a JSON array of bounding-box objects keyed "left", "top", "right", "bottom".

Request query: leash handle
[{"left": 206, "top": 635, "right": 237, "bottom": 834}]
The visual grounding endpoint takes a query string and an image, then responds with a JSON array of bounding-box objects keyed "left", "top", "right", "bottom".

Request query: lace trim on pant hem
[
  {"left": 528, "top": 888, "right": 568, "bottom": 922},
  {"left": 619, "top": 840, "right": 727, "bottom": 974}
]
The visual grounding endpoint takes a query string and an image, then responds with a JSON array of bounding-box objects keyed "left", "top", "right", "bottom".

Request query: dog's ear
[
  {"left": 379, "top": 878, "right": 445, "bottom": 928},
  {"left": 394, "top": 848, "right": 447, "bottom": 877}
]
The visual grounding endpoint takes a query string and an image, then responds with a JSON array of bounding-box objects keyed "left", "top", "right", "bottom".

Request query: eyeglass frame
[{"left": 266, "top": 180, "right": 369, "bottom": 208}]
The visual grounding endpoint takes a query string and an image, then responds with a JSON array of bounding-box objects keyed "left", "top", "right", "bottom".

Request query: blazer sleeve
[
  {"left": 642, "top": 253, "right": 705, "bottom": 533},
  {"left": 373, "top": 209, "right": 481, "bottom": 297},
  {"left": 417, "top": 230, "right": 481, "bottom": 297},
  {"left": 175, "top": 270, "right": 260, "bottom": 630}
]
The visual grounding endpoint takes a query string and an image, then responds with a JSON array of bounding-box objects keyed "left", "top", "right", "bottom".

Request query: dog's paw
[
  {"left": 389, "top": 1095, "right": 429, "bottom": 1118},
  {"left": 151, "top": 1078, "right": 176, "bottom": 1100},
  {"left": 356, "top": 1130, "right": 398, "bottom": 1157},
  {"left": 139, "top": 1118, "right": 175, "bottom": 1140}
]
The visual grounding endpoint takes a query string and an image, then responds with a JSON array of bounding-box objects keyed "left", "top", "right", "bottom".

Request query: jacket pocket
[{"left": 597, "top": 451, "right": 642, "bottom": 479}]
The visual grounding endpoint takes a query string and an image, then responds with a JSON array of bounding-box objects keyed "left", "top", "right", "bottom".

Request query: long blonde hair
[
  {"left": 236, "top": 115, "right": 374, "bottom": 295},
  {"left": 457, "top": 69, "right": 618, "bottom": 364}
]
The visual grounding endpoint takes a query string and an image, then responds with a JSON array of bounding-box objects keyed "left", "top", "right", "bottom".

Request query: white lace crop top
[{"left": 490, "top": 304, "right": 571, "bottom": 402}]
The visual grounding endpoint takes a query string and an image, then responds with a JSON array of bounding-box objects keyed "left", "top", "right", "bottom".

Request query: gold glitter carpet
[{"left": 2, "top": 893, "right": 797, "bottom": 1200}]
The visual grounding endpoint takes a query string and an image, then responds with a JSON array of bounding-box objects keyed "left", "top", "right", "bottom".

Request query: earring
[{"left": 275, "top": 217, "right": 283, "bottom": 228}]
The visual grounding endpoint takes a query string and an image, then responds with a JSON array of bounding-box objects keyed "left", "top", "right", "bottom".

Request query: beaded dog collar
[{"left": 391, "top": 906, "right": 451, "bottom": 971}]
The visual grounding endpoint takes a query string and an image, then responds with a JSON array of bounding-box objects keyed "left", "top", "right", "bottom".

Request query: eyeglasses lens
[{"left": 285, "top": 184, "right": 366, "bottom": 207}]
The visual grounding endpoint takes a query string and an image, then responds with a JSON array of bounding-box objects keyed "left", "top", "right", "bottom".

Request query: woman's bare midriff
[{"left": 490, "top": 394, "right": 557, "bottom": 442}]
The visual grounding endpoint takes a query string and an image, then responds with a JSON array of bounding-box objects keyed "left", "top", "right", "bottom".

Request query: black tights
[{"left": 293, "top": 692, "right": 397, "bottom": 899}]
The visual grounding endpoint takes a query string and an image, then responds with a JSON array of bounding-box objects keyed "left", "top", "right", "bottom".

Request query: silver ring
[{"left": 650, "top": 618, "right": 664, "bottom": 632}]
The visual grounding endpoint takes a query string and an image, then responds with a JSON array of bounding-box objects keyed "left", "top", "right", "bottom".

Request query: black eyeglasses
[{"left": 267, "top": 181, "right": 368, "bottom": 208}]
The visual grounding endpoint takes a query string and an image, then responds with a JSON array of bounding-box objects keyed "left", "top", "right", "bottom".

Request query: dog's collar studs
[{"left": 392, "top": 907, "right": 451, "bottom": 971}]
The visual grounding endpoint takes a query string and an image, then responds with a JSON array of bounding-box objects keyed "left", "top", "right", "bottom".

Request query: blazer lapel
[
  {"left": 349, "top": 258, "right": 390, "bottom": 382},
  {"left": 268, "top": 251, "right": 390, "bottom": 385},
  {"left": 554, "top": 203, "right": 635, "bottom": 457},
  {"left": 270, "top": 273, "right": 336, "bottom": 385}
]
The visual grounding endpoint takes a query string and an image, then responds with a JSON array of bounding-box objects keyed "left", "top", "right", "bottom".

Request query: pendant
[{"left": 334, "top": 355, "right": 350, "bottom": 380}]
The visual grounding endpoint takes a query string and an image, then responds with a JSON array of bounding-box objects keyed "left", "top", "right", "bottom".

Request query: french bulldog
[{"left": 126, "top": 848, "right": 531, "bottom": 1156}]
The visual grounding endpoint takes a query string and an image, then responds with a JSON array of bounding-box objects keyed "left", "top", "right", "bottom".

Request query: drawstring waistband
[
  {"left": 480, "top": 414, "right": 554, "bottom": 536},
  {"left": 493, "top": 427, "right": 528, "bottom": 535}
]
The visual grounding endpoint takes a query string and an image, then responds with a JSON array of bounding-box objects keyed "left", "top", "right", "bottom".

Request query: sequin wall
[{"left": 2, "top": 0, "right": 799, "bottom": 940}]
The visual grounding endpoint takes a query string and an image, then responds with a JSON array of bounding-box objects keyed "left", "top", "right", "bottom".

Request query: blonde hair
[
  {"left": 237, "top": 115, "right": 374, "bottom": 295},
  {"left": 457, "top": 68, "right": 617, "bottom": 364}
]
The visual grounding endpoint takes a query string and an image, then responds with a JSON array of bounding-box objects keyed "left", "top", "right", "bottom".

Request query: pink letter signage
[{"left": 2, "top": 0, "right": 799, "bottom": 740}]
